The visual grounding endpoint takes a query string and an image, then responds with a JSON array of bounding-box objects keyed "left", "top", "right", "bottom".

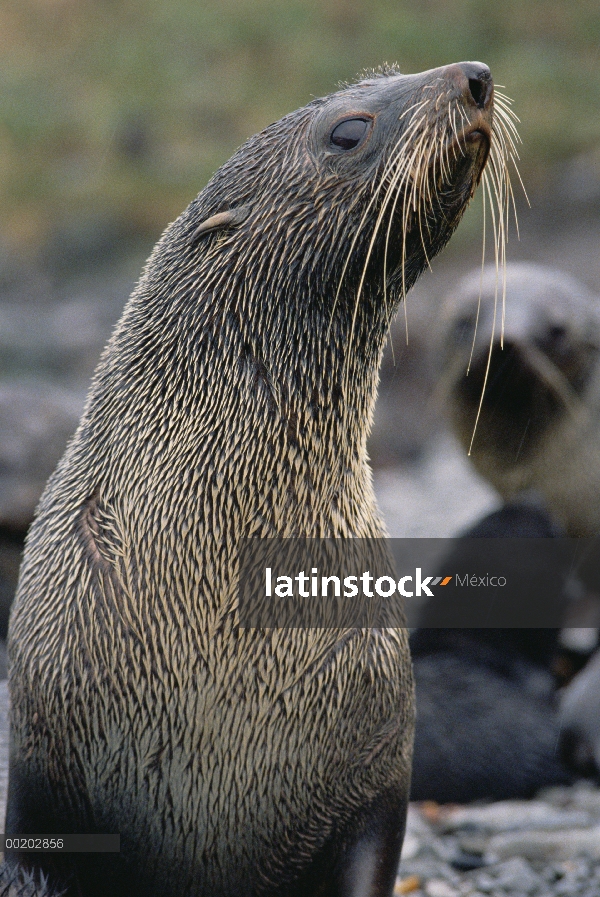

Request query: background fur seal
[
  {"left": 560, "top": 646, "right": 600, "bottom": 778},
  {"left": 5, "top": 62, "right": 495, "bottom": 897},
  {"left": 411, "top": 263, "right": 600, "bottom": 803},
  {"left": 410, "top": 500, "right": 573, "bottom": 804},
  {"left": 438, "top": 262, "right": 600, "bottom": 535}
]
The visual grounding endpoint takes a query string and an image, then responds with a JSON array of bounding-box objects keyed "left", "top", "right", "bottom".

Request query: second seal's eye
[{"left": 330, "top": 118, "right": 370, "bottom": 150}]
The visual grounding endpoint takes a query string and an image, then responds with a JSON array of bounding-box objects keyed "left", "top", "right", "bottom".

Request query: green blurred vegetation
[{"left": 2, "top": 0, "right": 600, "bottom": 260}]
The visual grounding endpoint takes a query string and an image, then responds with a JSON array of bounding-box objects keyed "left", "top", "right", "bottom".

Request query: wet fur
[{"left": 6, "top": 66, "right": 492, "bottom": 896}]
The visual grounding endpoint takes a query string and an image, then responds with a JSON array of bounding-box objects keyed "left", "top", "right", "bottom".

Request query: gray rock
[
  {"left": 424, "top": 879, "right": 460, "bottom": 897},
  {"left": 0, "top": 380, "right": 85, "bottom": 531},
  {"left": 402, "top": 832, "right": 421, "bottom": 861},
  {"left": 487, "top": 827, "right": 600, "bottom": 863},
  {"left": 539, "top": 783, "right": 600, "bottom": 812},
  {"left": 488, "top": 857, "right": 544, "bottom": 894},
  {"left": 472, "top": 871, "right": 497, "bottom": 893},
  {"left": 439, "top": 801, "right": 592, "bottom": 836},
  {"left": 398, "top": 858, "right": 462, "bottom": 885},
  {"left": 406, "top": 805, "right": 437, "bottom": 839}
]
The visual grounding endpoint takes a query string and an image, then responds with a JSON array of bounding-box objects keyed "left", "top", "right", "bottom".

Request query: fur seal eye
[{"left": 330, "top": 118, "right": 370, "bottom": 150}]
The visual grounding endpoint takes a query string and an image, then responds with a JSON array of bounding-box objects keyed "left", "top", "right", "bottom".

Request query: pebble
[
  {"left": 438, "top": 802, "right": 592, "bottom": 835},
  {"left": 425, "top": 879, "right": 460, "bottom": 897},
  {"left": 489, "top": 857, "right": 545, "bottom": 893},
  {"left": 487, "top": 827, "right": 600, "bottom": 863}
]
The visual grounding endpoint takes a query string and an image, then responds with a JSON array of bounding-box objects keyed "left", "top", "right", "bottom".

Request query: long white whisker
[
  {"left": 382, "top": 127, "right": 431, "bottom": 328},
  {"left": 328, "top": 108, "right": 428, "bottom": 334},
  {"left": 468, "top": 173, "right": 500, "bottom": 455},
  {"left": 353, "top": 128, "right": 428, "bottom": 335},
  {"left": 467, "top": 169, "right": 487, "bottom": 375}
]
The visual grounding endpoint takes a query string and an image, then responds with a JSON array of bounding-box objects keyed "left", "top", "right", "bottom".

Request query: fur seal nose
[{"left": 459, "top": 61, "right": 493, "bottom": 109}]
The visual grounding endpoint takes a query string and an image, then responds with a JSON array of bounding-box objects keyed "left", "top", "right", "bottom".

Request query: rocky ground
[{"left": 375, "top": 445, "right": 600, "bottom": 896}]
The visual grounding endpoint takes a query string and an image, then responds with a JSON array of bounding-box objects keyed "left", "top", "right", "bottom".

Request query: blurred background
[{"left": 1, "top": 0, "right": 600, "bottom": 653}]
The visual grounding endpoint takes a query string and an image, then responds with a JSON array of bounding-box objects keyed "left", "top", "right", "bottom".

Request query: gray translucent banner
[
  {"left": 238, "top": 537, "right": 600, "bottom": 628},
  {"left": 2, "top": 834, "right": 120, "bottom": 852}
]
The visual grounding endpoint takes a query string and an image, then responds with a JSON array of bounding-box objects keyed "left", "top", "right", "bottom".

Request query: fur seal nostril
[
  {"left": 468, "top": 79, "right": 485, "bottom": 106},
  {"left": 5, "top": 63, "right": 500, "bottom": 897},
  {"left": 445, "top": 62, "right": 493, "bottom": 112}
]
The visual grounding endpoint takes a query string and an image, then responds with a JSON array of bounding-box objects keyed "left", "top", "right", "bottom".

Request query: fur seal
[
  {"left": 421, "top": 266, "right": 600, "bottom": 800},
  {"left": 438, "top": 263, "right": 600, "bottom": 535},
  {"left": 5, "top": 62, "right": 495, "bottom": 897},
  {"left": 560, "top": 645, "right": 600, "bottom": 777},
  {"left": 410, "top": 500, "right": 573, "bottom": 804}
]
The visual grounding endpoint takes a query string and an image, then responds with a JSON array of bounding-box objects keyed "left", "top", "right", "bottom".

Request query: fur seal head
[
  {"left": 439, "top": 263, "right": 600, "bottom": 534},
  {"left": 187, "top": 61, "right": 494, "bottom": 325}
]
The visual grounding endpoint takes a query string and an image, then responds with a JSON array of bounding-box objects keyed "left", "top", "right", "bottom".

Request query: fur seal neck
[{"left": 78, "top": 64, "right": 493, "bottom": 538}]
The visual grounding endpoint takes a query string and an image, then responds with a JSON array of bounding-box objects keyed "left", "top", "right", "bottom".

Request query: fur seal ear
[{"left": 191, "top": 205, "right": 251, "bottom": 244}]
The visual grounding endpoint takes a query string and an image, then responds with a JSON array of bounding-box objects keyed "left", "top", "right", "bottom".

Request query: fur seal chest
[{"left": 6, "top": 63, "right": 496, "bottom": 897}]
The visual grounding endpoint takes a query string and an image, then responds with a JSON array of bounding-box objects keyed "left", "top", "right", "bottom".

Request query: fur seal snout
[{"left": 5, "top": 63, "right": 496, "bottom": 897}]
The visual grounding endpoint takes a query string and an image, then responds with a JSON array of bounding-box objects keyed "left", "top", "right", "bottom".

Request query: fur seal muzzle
[{"left": 6, "top": 62, "right": 495, "bottom": 897}]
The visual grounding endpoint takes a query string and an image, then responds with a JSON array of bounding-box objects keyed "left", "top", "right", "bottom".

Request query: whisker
[
  {"left": 357, "top": 127, "right": 429, "bottom": 334},
  {"left": 494, "top": 108, "right": 522, "bottom": 156},
  {"left": 468, "top": 173, "right": 500, "bottom": 455},
  {"left": 465, "top": 87, "right": 527, "bottom": 452},
  {"left": 383, "top": 128, "right": 431, "bottom": 336},
  {"left": 328, "top": 108, "right": 428, "bottom": 335},
  {"left": 467, "top": 168, "right": 487, "bottom": 375},
  {"left": 341, "top": 113, "right": 433, "bottom": 388}
]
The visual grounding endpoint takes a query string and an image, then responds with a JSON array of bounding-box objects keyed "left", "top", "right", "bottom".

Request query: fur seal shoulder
[{"left": 5, "top": 62, "right": 495, "bottom": 896}]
